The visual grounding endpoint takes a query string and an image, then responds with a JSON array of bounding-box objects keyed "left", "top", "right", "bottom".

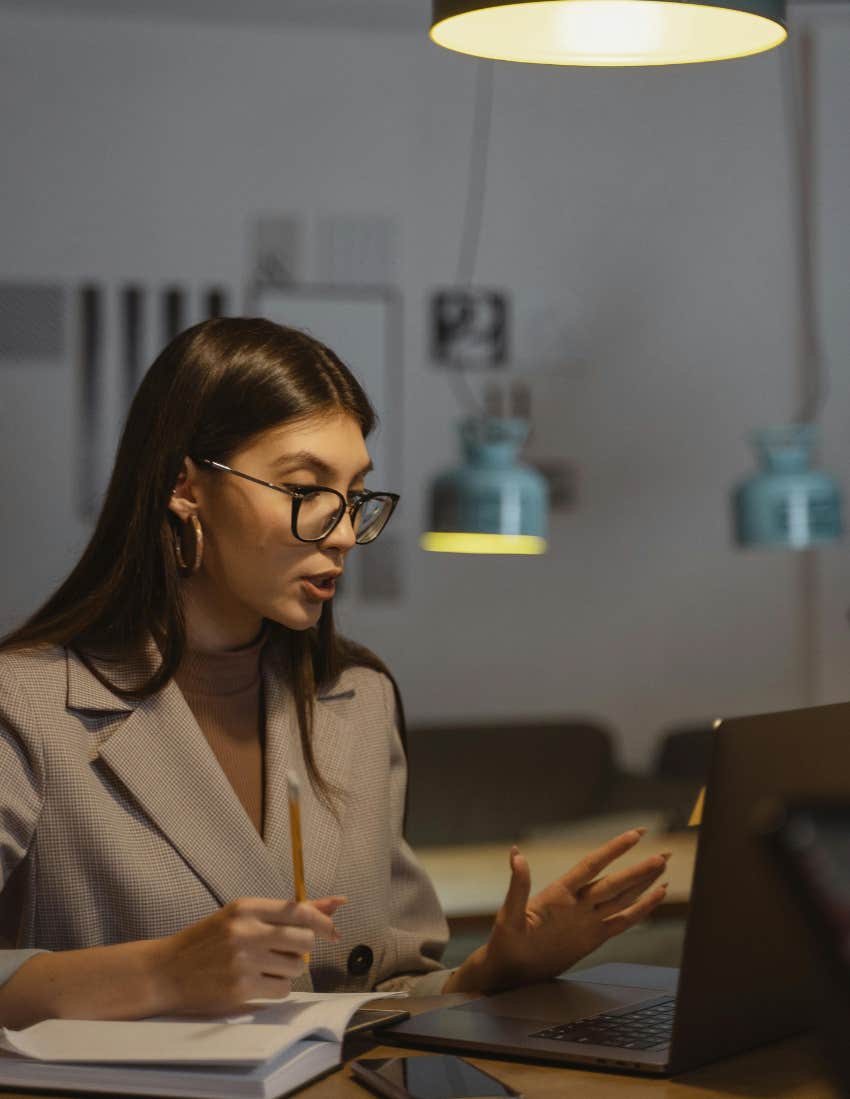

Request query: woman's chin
[{"left": 268, "top": 600, "right": 323, "bottom": 631}]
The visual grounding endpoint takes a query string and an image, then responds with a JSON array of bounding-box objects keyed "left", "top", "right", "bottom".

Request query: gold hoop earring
[{"left": 175, "top": 514, "right": 204, "bottom": 575}]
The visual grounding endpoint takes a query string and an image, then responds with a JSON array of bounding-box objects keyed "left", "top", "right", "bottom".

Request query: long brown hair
[{"left": 0, "top": 317, "right": 406, "bottom": 810}]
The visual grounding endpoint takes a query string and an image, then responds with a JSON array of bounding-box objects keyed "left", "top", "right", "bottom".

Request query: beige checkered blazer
[{"left": 0, "top": 640, "right": 451, "bottom": 998}]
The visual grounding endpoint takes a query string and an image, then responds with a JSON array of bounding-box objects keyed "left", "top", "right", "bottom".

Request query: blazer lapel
[
  {"left": 67, "top": 642, "right": 356, "bottom": 994},
  {"left": 67, "top": 646, "right": 290, "bottom": 908}
]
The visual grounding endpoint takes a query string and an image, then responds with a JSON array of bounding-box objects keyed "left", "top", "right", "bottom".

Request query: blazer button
[{"left": 347, "top": 944, "right": 373, "bottom": 976}]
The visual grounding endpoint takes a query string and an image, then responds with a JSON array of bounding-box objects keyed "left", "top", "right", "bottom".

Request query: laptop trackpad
[{"left": 455, "top": 980, "right": 663, "bottom": 1024}]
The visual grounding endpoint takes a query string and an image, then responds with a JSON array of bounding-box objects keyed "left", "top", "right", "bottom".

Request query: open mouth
[{"left": 302, "top": 575, "right": 339, "bottom": 599}]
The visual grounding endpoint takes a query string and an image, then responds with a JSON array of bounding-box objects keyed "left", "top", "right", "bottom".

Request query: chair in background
[
  {"left": 595, "top": 723, "right": 716, "bottom": 831},
  {"left": 404, "top": 719, "right": 617, "bottom": 847},
  {"left": 653, "top": 724, "right": 715, "bottom": 782},
  {"left": 649, "top": 723, "right": 716, "bottom": 830}
]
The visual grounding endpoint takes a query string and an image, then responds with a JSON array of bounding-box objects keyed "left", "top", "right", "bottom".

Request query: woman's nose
[{"left": 323, "top": 508, "right": 357, "bottom": 552}]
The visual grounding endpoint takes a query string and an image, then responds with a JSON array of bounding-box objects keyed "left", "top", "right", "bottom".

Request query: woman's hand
[
  {"left": 149, "top": 895, "right": 346, "bottom": 1015},
  {"left": 445, "top": 830, "right": 668, "bottom": 995}
]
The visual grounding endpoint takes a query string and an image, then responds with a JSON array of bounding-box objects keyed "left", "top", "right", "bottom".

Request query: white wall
[{"left": 1, "top": 6, "right": 849, "bottom": 770}]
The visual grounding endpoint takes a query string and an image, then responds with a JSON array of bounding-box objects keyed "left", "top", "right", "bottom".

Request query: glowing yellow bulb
[
  {"left": 420, "top": 531, "right": 548, "bottom": 554},
  {"left": 430, "top": 1, "right": 787, "bottom": 66}
]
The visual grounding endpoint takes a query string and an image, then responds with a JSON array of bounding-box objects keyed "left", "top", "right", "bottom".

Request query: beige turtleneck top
[{"left": 173, "top": 629, "right": 268, "bottom": 838}]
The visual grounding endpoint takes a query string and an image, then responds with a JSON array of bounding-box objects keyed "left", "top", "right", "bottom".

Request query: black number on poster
[{"left": 431, "top": 289, "right": 509, "bottom": 368}]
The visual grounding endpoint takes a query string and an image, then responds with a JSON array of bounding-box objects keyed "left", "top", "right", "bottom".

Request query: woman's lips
[{"left": 301, "top": 577, "right": 337, "bottom": 601}]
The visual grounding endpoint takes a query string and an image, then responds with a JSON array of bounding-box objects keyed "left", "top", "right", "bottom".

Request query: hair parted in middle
[{"left": 0, "top": 316, "right": 406, "bottom": 811}]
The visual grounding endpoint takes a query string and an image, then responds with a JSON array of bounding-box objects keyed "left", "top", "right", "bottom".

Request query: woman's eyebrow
[{"left": 272, "top": 450, "right": 374, "bottom": 480}]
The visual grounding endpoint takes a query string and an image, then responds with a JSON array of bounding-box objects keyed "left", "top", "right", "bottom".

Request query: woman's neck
[{"left": 180, "top": 577, "right": 265, "bottom": 654}]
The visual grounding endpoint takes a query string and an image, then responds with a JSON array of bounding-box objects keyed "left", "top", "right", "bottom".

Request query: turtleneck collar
[{"left": 174, "top": 622, "right": 270, "bottom": 697}]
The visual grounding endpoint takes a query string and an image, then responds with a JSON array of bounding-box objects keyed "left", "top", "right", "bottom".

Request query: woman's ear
[{"left": 167, "top": 457, "right": 202, "bottom": 521}]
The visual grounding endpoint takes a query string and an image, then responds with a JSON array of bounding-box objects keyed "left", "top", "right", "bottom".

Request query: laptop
[
  {"left": 763, "top": 800, "right": 850, "bottom": 1096},
  {"left": 385, "top": 700, "right": 850, "bottom": 1074}
]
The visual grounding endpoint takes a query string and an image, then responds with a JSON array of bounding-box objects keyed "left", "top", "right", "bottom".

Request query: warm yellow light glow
[
  {"left": 430, "top": 1, "right": 787, "bottom": 66},
  {"left": 419, "top": 531, "right": 548, "bottom": 554},
  {"left": 688, "top": 787, "right": 706, "bottom": 827}
]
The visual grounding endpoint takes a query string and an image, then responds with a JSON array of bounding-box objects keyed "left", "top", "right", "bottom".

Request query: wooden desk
[
  {"left": 331, "top": 1032, "right": 838, "bottom": 1099},
  {"left": 0, "top": 997, "right": 836, "bottom": 1099},
  {"left": 416, "top": 829, "right": 698, "bottom": 931}
]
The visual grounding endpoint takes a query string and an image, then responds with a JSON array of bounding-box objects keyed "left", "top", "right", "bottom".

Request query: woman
[{"left": 0, "top": 318, "right": 667, "bottom": 1028}]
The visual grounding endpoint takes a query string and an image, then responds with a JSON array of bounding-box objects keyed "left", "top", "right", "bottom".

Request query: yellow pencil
[{"left": 287, "top": 769, "right": 309, "bottom": 963}]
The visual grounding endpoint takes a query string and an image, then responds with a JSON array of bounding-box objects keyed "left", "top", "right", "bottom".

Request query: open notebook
[{"left": 0, "top": 990, "right": 405, "bottom": 1099}]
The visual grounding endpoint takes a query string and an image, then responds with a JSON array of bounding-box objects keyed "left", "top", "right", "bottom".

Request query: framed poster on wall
[
  {"left": 250, "top": 286, "right": 401, "bottom": 482},
  {"left": 249, "top": 286, "right": 403, "bottom": 603}
]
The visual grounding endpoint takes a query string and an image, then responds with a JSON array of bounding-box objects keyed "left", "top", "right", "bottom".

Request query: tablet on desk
[{"left": 351, "top": 1054, "right": 520, "bottom": 1099}]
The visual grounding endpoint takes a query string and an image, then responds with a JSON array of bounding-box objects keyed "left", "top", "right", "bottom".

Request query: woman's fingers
[
  {"left": 500, "top": 846, "right": 532, "bottom": 931},
  {"left": 561, "top": 829, "right": 647, "bottom": 892},
  {"left": 158, "top": 895, "right": 349, "bottom": 1016},
  {"left": 254, "top": 975, "right": 293, "bottom": 1000},
  {"left": 582, "top": 853, "right": 670, "bottom": 906},
  {"left": 311, "top": 895, "right": 348, "bottom": 916},
  {"left": 593, "top": 863, "right": 668, "bottom": 919},
  {"left": 232, "top": 897, "right": 340, "bottom": 933},
  {"left": 267, "top": 924, "right": 316, "bottom": 956},
  {"left": 261, "top": 948, "right": 309, "bottom": 979},
  {"left": 256, "top": 899, "right": 341, "bottom": 942},
  {"left": 600, "top": 884, "right": 668, "bottom": 938}
]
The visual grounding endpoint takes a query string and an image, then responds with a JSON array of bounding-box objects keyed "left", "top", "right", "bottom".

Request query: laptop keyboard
[{"left": 530, "top": 996, "right": 675, "bottom": 1051}]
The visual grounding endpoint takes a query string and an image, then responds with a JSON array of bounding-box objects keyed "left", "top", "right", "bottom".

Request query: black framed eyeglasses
[{"left": 198, "top": 459, "right": 400, "bottom": 545}]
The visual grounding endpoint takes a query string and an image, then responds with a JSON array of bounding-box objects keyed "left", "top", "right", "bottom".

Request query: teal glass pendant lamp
[
  {"left": 420, "top": 416, "right": 549, "bottom": 555},
  {"left": 431, "top": 0, "right": 787, "bottom": 67},
  {"left": 732, "top": 424, "right": 842, "bottom": 549}
]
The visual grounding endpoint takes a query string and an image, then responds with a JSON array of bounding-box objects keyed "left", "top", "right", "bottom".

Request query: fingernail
[
  {"left": 660, "top": 851, "right": 673, "bottom": 861},
  {"left": 633, "top": 828, "right": 647, "bottom": 838},
  {"left": 510, "top": 844, "right": 519, "bottom": 864}
]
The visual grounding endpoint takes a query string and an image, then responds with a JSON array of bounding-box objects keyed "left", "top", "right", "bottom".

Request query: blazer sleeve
[
  {"left": 371, "top": 674, "right": 457, "bottom": 996},
  {"left": 0, "top": 692, "right": 50, "bottom": 988}
]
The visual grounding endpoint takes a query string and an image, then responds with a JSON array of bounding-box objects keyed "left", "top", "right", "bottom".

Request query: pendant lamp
[
  {"left": 732, "top": 424, "right": 842, "bottom": 549},
  {"left": 731, "top": 35, "right": 842, "bottom": 551},
  {"left": 420, "top": 416, "right": 549, "bottom": 554},
  {"left": 430, "top": 0, "right": 787, "bottom": 67}
]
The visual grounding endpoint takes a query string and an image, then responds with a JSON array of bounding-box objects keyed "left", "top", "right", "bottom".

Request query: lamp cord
[
  {"left": 783, "top": 26, "right": 828, "bottom": 424},
  {"left": 783, "top": 27, "right": 827, "bottom": 706},
  {"left": 446, "top": 60, "right": 495, "bottom": 416},
  {"left": 457, "top": 60, "right": 495, "bottom": 287}
]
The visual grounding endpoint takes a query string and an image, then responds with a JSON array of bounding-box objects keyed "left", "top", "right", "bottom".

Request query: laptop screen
[
  {"left": 770, "top": 805, "right": 850, "bottom": 973},
  {"left": 766, "top": 803, "right": 850, "bottom": 1094}
]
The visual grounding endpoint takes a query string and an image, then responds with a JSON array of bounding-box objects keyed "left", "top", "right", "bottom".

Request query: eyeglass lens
[
  {"left": 353, "top": 496, "right": 393, "bottom": 543},
  {"left": 296, "top": 490, "right": 392, "bottom": 542}
]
